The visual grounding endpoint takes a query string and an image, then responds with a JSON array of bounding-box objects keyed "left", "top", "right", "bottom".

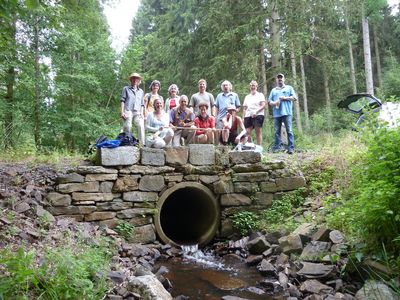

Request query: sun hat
[
  {"left": 276, "top": 73, "right": 285, "bottom": 78},
  {"left": 128, "top": 72, "right": 142, "bottom": 80}
]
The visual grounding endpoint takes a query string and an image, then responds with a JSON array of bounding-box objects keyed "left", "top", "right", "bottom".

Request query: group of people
[{"left": 120, "top": 72, "right": 297, "bottom": 153}]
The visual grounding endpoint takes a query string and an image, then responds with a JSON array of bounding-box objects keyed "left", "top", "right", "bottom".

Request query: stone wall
[{"left": 45, "top": 145, "right": 306, "bottom": 244}]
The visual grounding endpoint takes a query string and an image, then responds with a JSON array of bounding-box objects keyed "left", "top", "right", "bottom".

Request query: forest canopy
[{"left": 1, "top": 0, "right": 399, "bottom": 151}]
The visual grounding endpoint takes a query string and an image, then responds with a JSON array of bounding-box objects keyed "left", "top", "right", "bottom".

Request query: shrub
[
  {"left": 327, "top": 126, "right": 400, "bottom": 255},
  {"left": 232, "top": 211, "right": 260, "bottom": 235},
  {"left": 114, "top": 221, "right": 135, "bottom": 241},
  {"left": 0, "top": 243, "right": 111, "bottom": 299}
]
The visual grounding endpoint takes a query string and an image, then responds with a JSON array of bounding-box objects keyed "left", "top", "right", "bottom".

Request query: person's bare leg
[{"left": 255, "top": 127, "right": 262, "bottom": 145}]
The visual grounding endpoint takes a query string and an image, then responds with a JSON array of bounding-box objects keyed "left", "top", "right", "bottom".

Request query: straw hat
[{"left": 128, "top": 72, "right": 142, "bottom": 80}]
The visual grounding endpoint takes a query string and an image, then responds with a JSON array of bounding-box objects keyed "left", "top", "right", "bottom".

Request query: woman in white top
[
  {"left": 243, "top": 80, "right": 266, "bottom": 145},
  {"left": 146, "top": 98, "right": 174, "bottom": 148},
  {"left": 164, "top": 84, "right": 179, "bottom": 113}
]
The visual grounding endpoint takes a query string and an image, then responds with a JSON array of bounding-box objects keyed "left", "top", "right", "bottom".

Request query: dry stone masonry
[{"left": 46, "top": 145, "right": 306, "bottom": 244}]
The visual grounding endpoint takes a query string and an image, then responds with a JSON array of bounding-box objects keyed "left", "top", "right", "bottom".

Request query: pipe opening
[{"left": 155, "top": 182, "right": 219, "bottom": 246}]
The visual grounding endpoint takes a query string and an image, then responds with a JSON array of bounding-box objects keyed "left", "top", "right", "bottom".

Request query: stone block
[
  {"left": 58, "top": 181, "right": 99, "bottom": 193},
  {"left": 129, "top": 215, "right": 153, "bottom": 226},
  {"left": 139, "top": 175, "right": 165, "bottom": 191},
  {"left": 100, "top": 181, "right": 114, "bottom": 193},
  {"left": 96, "top": 200, "right": 133, "bottom": 211},
  {"left": 165, "top": 147, "right": 188, "bottom": 165},
  {"left": 46, "top": 192, "right": 71, "bottom": 207},
  {"left": 232, "top": 172, "right": 270, "bottom": 182},
  {"left": 232, "top": 161, "right": 285, "bottom": 173},
  {"left": 199, "top": 175, "right": 220, "bottom": 184},
  {"left": 113, "top": 176, "right": 140, "bottom": 192},
  {"left": 119, "top": 165, "right": 174, "bottom": 175},
  {"left": 215, "top": 146, "right": 230, "bottom": 166},
  {"left": 72, "top": 192, "right": 114, "bottom": 202},
  {"left": 76, "top": 166, "right": 118, "bottom": 174},
  {"left": 278, "top": 234, "right": 304, "bottom": 255},
  {"left": 131, "top": 224, "right": 156, "bottom": 244},
  {"left": 56, "top": 215, "right": 84, "bottom": 222},
  {"left": 229, "top": 151, "right": 262, "bottom": 165},
  {"left": 184, "top": 174, "right": 199, "bottom": 181},
  {"left": 254, "top": 192, "right": 273, "bottom": 206},
  {"left": 141, "top": 148, "right": 165, "bottom": 166},
  {"left": 233, "top": 182, "right": 259, "bottom": 193},
  {"left": 276, "top": 176, "right": 306, "bottom": 191},
  {"left": 188, "top": 144, "right": 215, "bottom": 165},
  {"left": 85, "top": 211, "right": 116, "bottom": 221},
  {"left": 117, "top": 208, "right": 157, "bottom": 219},
  {"left": 85, "top": 174, "right": 118, "bottom": 181},
  {"left": 260, "top": 181, "right": 278, "bottom": 193},
  {"left": 47, "top": 205, "right": 96, "bottom": 216},
  {"left": 164, "top": 173, "right": 184, "bottom": 182},
  {"left": 213, "top": 178, "right": 234, "bottom": 194},
  {"left": 56, "top": 173, "right": 84, "bottom": 184},
  {"left": 97, "top": 146, "right": 140, "bottom": 166},
  {"left": 123, "top": 191, "right": 158, "bottom": 202},
  {"left": 220, "top": 193, "right": 251, "bottom": 206}
]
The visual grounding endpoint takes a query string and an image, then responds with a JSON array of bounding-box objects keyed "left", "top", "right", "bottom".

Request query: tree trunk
[
  {"left": 323, "top": 66, "right": 332, "bottom": 130},
  {"left": 345, "top": 15, "right": 357, "bottom": 94},
  {"left": 362, "top": 7, "right": 374, "bottom": 95},
  {"left": 4, "top": 18, "right": 17, "bottom": 149},
  {"left": 299, "top": 54, "right": 310, "bottom": 129},
  {"left": 259, "top": 30, "right": 269, "bottom": 115},
  {"left": 290, "top": 42, "right": 302, "bottom": 134},
  {"left": 33, "top": 18, "right": 41, "bottom": 148},
  {"left": 373, "top": 26, "right": 382, "bottom": 89},
  {"left": 270, "top": 1, "right": 281, "bottom": 72}
]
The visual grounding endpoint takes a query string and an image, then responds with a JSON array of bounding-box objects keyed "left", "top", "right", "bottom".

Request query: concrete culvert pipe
[{"left": 155, "top": 182, "right": 220, "bottom": 247}]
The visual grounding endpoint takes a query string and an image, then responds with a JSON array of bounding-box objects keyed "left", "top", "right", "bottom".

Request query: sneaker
[
  {"left": 287, "top": 149, "right": 294, "bottom": 155},
  {"left": 180, "top": 137, "right": 185, "bottom": 146}
]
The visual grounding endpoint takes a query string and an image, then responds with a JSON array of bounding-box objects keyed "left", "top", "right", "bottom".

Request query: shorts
[{"left": 244, "top": 115, "right": 264, "bottom": 129}]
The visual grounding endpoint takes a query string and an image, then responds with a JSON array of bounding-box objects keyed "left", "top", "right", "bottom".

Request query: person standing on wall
[
  {"left": 120, "top": 72, "right": 145, "bottom": 145},
  {"left": 145, "top": 80, "right": 163, "bottom": 116},
  {"left": 189, "top": 79, "right": 215, "bottom": 116},
  {"left": 243, "top": 80, "right": 266, "bottom": 145},
  {"left": 164, "top": 84, "right": 180, "bottom": 113},
  {"left": 214, "top": 80, "right": 241, "bottom": 144},
  {"left": 268, "top": 73, "right": 297, "bottom": 154}
]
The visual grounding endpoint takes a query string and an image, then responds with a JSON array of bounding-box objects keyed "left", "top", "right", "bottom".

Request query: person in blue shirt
[
  {"left": 213, "top": 80, "right": 241, "bottom": 144},
  {"left": 268, "top": 73, "right": 297, "bottom": 154}
]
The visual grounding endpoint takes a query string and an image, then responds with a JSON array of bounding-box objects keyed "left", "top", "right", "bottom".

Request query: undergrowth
[{"left": 0, "top": 242, "right": 112, "bottom": 299}]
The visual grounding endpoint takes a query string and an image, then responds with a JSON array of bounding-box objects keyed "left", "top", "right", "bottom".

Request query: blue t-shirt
[
  {"left": 268, "top": 85, "right": 297, "bottom": 118},
  {"left": 215, "top": 92, "right": 241, "bottom": 122}
]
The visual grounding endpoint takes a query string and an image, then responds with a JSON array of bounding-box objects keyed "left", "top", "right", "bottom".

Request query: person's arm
[
  {"left": 236, "top": 117, "right": 247, "bottom": 141},
  {"left": 145, "top": 114, "right": 158, "bottom": 133},
  {"left": 184, "top": 112, "right": 195, "bottom": 127},
  {"left": 268, "top": 90, "right": 280, "bottom": 107},
  {"left": 256, "top": 100, "right": 266, "bottom": 115},
  {"left": 210, "top": 94, "right": 215, "bottom": 117},
  {"left": 120, "top": 87, "right": 127, "bottom": 119},
  {"left": 243, "top": 97, "right": 248, "bottom": 118},
  {"left": 235, "top": 94, "right": 241, "bottom": 112}
]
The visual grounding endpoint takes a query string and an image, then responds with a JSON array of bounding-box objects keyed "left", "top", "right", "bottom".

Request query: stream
[{"left": 155, "top": 245, "right": 282, "bottom": 299}]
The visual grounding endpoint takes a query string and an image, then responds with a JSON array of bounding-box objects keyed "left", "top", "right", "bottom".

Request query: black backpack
[{"left": 116, "top": 132, "right": 139, "bottom": 146}]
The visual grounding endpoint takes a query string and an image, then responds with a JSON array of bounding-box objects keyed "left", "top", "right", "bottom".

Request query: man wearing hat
[
  {"left": 268, "top": 73, "right": 297, "bottom": 154},
  {"left": 194, "top": 101, "right": 215, "bottom": 144},
  {"left": 120, "top": 72, "right": 145, "bottom": 145}
]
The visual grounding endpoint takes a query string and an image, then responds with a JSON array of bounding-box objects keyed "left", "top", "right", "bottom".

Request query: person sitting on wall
[
  {"left": 170, "top": 95, "right": 196, "bottom": 146},
  {"left": 146, "top": 98, "right": 174, "bottom": 148},
  {"left": 221, "top": 105, "right": 247, "bottom": 146},
  {"left": 194, "top": 101, "right": 215, "bottom": 144}
]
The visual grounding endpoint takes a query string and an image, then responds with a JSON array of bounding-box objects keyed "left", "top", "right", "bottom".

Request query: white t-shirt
[{"left": 243, "top": 92, "right": 266, "bottom": 117}]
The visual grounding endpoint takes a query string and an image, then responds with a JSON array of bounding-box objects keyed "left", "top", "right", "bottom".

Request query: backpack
[{"left": 116, "top": 132, "right": 139, "bottom": 146}]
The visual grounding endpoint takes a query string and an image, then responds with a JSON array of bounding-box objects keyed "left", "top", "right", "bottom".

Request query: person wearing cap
[
  {"left": 220, "top": 104, "right": 247, "bottom": 145},
  {"left": 214, "top": 80, "right": 241, "bottom": 144},
  {"left": 243, "top": 80, "right": 266, "bottom": 145},
  {"left": 145, "top": 98, "right": 174, "bottom": 148},
  {"left": 164, "top": 84, "right": 179, "bottom": 113},
  {"left": 120, "top": 72, "right": 145, "bottom": 145},
  {"left": 169, "top": 95, "right": 196, "bottom": 146},
  {"left": 144, "top": 80, "right": 164, "bottom": 116},
  {"left": 189, "top": 79, "right": 215, "bottom": 116},
  {"left": 268, "top": 73, "right": 297, "bottom": 154},
  {"left": 194, "top": 101, "right": 215, "bottom": 144}
]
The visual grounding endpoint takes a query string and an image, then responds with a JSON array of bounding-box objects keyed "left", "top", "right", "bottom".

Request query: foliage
[
  {"left": 326, "top": 126, "right": 400, "bottom": 255},
  {"left": 114, "top": 221, "right": 135, "bottom": 241},
  {"left": 232, "top": 211, "right": 260, "bottom": 235},
  {"left": 0, "top": 243, "right": 111, "bottom": 299}
]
